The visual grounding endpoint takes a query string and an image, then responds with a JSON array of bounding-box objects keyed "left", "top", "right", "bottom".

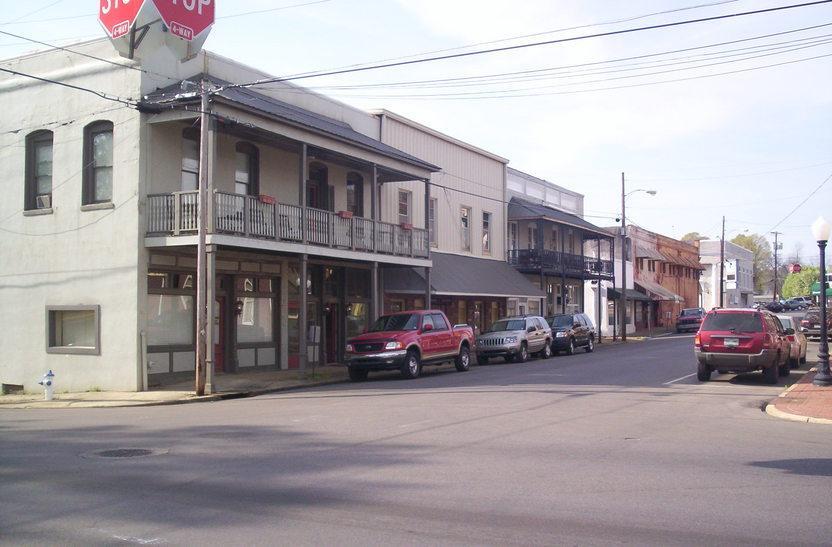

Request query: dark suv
[
  {"left": 547, "top": 313, "right": 596, "bottom": 355},
  {"left": 694, "top": 308, "right": 791, "bottom": 384},
  {"left": 800, "top": 309, "right": 832, "bottom": 339}
]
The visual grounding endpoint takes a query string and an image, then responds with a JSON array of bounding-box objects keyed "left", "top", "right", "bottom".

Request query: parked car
[
  {"left": 765, "top": 301, "right": 784, "bottom": 313},
  {"left": 793, "top": 296, "right": 814, "bottom": 307},
  {"left": 776, "top": 315, "right": 808, "bottom": 368},
  {"left": 676, "top": 307, "right": 706, "bottom": 333},
  {"left": 547, "top": 313, "right": 596, "bottom": 355},
  {"left": 344, "top": 310, "right": 474, "bottom": 381},
  {"left": 476, "top": 316, "right": 552, "bottom": 364},
  {"left": 800, "top": 308, "right": 832, "bottom": 340},
  {"left": 782, "top": 298, "right": 808, "bottom": 311},
  {"left": 694, "top": 308, "right": 791, "bottom": 384}
]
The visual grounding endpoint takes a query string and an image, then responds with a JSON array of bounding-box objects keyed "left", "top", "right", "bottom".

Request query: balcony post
[
  {"left": 371, "top": 261, "right": 380, "bottom": 321},
  {"left": 299, "top": 253, "right": 308, "bottom": 370},
  {"left": 371, "top": 164, "right": 379, "bottom": 252},
  {"left": 273, "top": 200, "right": 279, "bottom": 241},
  {"left": 424, "top": 178, "right": 431, "bottom": 256},
  {"left": 243, "top": 195, "right": 251, "bottom": 237},
  {"left": 350, "top": 217, "right": 356, "bottom": 250},
  {"left": 299, "top": 143, "right": 308, "bottom": 245},
  {"left": 173, "top": 192, "right": 181, "bottom": 236}
]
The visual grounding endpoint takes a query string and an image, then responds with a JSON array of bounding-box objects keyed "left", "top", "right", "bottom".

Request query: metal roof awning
[
  {"left": 507, "top": 197, "right": 613, "bottom": 239},
  {"left": 383, "top": 252, "right": 545, "bottom": 299},
  {"left": 635, "top": 242, "right": 664, "bottom": 261},
  {"left": 635, "top": 279, "right": 684, "bottom": 302},
  {"left": 607, "top": 287, "right": 652, "bottom": 301}
]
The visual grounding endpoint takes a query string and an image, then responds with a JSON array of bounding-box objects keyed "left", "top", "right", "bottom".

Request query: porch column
[
  {"left": 280, "top": 261, "right": 289, "bottom": 370},
  {"left": 536, "top": 219, "right": 545, "bottom": 313},
  {"left": 560, "top": 225, "right": 566, "bottom": 314},
  {"left": 597, "top": 237, "right": 603, "bottom": 344},
  {"left": 299, "top": 143, "right": 308, "bottom": 244},
  {"left": 424, "top": 178, "right": 432, "bottom": 309},
  {"left": 299, "top": 253, "right": 308, "bottom": 370},
  {"left": 611, "top": 235, "right": 617, "bottom": 341},
  {"left": 371, "top": 165, "right": 379, "bottom": 221},
  {"left": 424, "top": 267, "right": 432, "bottom": 309},
  {"left": 205, "top": 244, "right": 216, "bottom": 394},
  {"left": 371, "top": 261, "right": 380, "bottom": 320}
]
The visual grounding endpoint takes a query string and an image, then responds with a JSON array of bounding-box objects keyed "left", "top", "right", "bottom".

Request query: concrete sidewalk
[
  {"left": 766, "top": 368, "right": 832, "bottom": 425},
  {"left": 0, "top": 366, "right": 350, "bottom": 409}
]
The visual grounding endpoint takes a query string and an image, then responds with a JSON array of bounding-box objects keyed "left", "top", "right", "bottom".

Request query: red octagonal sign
[
  {"left": 153, "top": 0, "right": 215, "bottom": 41},
  {"left": 99, "top": 0, "right": 147, "bottom": 39}
]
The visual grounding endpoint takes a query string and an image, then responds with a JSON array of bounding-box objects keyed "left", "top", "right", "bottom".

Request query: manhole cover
[{"left": 82, "top": 447, "right": 168, "bottom": 459}]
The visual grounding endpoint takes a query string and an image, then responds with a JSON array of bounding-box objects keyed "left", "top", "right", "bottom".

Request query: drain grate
[{"left": 82, "top": 447, "right": 168, "bottom": 459}]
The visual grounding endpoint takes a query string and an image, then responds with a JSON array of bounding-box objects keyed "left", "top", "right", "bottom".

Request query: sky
[{"left": 2, "top": 0, "right": 831, "bottom": 266}]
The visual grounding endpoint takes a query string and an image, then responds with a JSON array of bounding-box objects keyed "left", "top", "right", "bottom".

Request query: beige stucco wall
[{"left": 0, "top": 49, "right": 144, "bottom": 393}]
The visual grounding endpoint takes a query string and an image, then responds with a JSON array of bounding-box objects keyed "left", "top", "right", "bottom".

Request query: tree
[
  {"left": 681, "top": 232, "right": 706, "bottom": 243},
  {"left": 731, "top": 233, "right": 773, "bottom": 294},
  {"left": 781, "top": 266, "right": 819, "bottom": 299}
]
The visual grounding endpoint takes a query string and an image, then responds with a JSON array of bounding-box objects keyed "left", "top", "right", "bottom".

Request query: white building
[{"left": 699, "top": 240, "right": 754, "bottom": 309}]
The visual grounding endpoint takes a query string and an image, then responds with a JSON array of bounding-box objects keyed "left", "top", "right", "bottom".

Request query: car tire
[
  {"left": 516, "top": 343, "right": 528, "bottom": 363},
  {"left": 697, "top": 362, "right": 711, "bottom": 382},
  {"left": 778, "top": 361, "right": 790, "bottom": 377},
  {"left": 400, "top": 349, "right": 421, "bottom": 380},
  {"left": 763, "top": 364, "right": 778, "bottom": 385},
  {"left": 455, "top": 345, "right": 471, "bottom": 372},
  {"left": 348, "top": 367, "right": 369, "bottom": 382},
  {"left": 800, "top": 354, "right": 807, "bottom": 365},
  {"left": 789, "top": 356, "right": 799, "bottom": 369},
  {"left": 477, "top": 355, "right": 489, "bottom": 366},
  {"left": 565, "top": 338, "right": 575, "bottom": 356},
  {"left": 539, "top": 341, "right": 552, "bottom": 359},
  {"left": 585, "top": 336, "right": 594, "bottom": 353}
]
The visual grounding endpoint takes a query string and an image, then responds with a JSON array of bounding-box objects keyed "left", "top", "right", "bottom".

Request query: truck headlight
[
  {"left": 556, "top": 332, "right": 566, "bottom": 338},
  {"left": 384, "top": 341, "right": 403, "bottom": 350},
  {"left": 504, "top": 336, "right": 517, "bottom": 343},
  {"left": 345, "top": 344, "right": 354, "bottom": 353}
]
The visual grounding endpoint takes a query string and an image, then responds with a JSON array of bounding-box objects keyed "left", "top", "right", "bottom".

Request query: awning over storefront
[
  {"left": 635, "top": 243, "right": 664, "bottom": 261},
  {"left": 384, "top": 252, "right": 545, "bottom": 299},
  {"left": 659, "top": 250, "right": 703, "bottom": 270},
  {"left": 507, "top": 197, "right": 612, "bottom": 239},
  {"left": 635, "top": 279, "right": 684, "bottom": 302},
  {"left": 607, "top": 287, "right": 652, "bottom": 301}
]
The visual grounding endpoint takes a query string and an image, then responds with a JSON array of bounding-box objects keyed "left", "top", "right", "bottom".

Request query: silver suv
[{"left": 476, "top": 316, "right": 552, "bottom": 365}]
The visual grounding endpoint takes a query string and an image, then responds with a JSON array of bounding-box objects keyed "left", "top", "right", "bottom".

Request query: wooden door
[
  {"left": 214, "top": 297, "right": 225, "bottom": 373},
  {"left": 325, "top": 303, "right": 339, "bottom": 364}
]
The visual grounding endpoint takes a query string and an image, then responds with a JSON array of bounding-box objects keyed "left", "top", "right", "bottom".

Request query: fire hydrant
[{"left": 38, "top": 370, "right": 55, "bottom": 401}]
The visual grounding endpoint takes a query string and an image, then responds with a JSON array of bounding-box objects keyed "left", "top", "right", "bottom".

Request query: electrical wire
[
  {"left": 0, "top": 66, "right": 139, "bottom": 106},
  {"left": 766, "top": 171, "right": 832, "bottom": 232},
  {"left": 225, "top": 0, "right": 832, "bottom": 90}
]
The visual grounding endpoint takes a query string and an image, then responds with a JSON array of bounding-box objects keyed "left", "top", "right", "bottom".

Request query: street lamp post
[
  {"left": 812, "top": 217, "right": 831, "bottom": 387},
  {"left": 619, "top": 173, "right": 656, "bottom": 343}
]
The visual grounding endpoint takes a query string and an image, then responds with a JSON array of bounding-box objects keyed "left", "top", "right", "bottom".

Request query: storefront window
[
  {"left": 147, "top": 294, "right": 194, "bottom": 346},
  {"left": 346, "top": 302, "right": 368, "bottom": 339},
  {"left": 346, "top": 269, "right": 370, "bottom": 299},
  {"left": 237, "top": 297, "right": 273, "bottom": 343}
]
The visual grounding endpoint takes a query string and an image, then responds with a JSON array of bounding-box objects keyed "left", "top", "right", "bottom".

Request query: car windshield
[
  {"left": 701, "top": 312, "right": 763, "bottom": 332},
  {"left": 548, "top": 315, "right": 573, "bottom": 328},
  {"left": 489, "top": 319, "right": 526, "bottom": 332},
  {"left": 369, "top": 313, "right": 420, "bottom": 332},
  {"left": 777, "top": 317, "right": 793, "bottom": 328},
  {"left": 680, "top": 309, "right": 701, "bottom": 316}
]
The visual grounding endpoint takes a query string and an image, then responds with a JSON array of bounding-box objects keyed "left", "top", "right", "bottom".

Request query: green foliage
[
  {"left": 781, "top": 267, "right": 819, "bottom": 299},
  {"left": 731, "top": 233, "right": 773, "bottom": 293},
  {"left": 681, "top": 232, "right": 705, "bottom": 243}
]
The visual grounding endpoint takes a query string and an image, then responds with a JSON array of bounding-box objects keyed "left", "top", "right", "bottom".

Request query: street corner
[{"left": 765, "top": 368, "right": 832, "bottom": 425}]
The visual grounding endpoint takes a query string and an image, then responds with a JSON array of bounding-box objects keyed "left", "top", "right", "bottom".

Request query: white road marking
[{"left": 663, "top": 372, "right": 697, "bottom": 385}]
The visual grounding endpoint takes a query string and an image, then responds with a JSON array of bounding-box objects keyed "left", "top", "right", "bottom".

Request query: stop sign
[
  {"left": 99, "top": 0, "right": 147, "bottom": 39},
  {"left": 153, "top": 0, "right": 215, "bottom": 41}
]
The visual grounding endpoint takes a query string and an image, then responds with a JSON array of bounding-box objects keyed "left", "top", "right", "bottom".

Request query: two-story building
[
  {"left": 505, "top": 168, "right": 615, "bottom": 328},
  {"left": 0, "top": 40, "right": 441, "bottom": 393},
  {"left": 377, "top": 113, "right": 544, "bottom": 334},
  {"left": 698, "top": 240, "right": 754, "bottom": 309}
]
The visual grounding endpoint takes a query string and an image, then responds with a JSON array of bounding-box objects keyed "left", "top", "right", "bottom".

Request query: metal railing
[
  {"left": 146, "top": 190, "right": 429, "bottom": 258},
  {"left": 507, "top": 248, "right": 613, "bottom": 278}
]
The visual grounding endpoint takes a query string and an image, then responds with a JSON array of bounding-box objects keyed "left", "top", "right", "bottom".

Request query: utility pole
[
  {"left": 195, "top": 80, "right": 211, "bottom": 396},
  {"left": 620, "top": 172, "right": 627, "bottom": 343},
  {"left": 719, "top": 216, "right": 725, "bottom": 308},
  {"left": 771, "top": 231, "right": 782, "bottom": 302}
]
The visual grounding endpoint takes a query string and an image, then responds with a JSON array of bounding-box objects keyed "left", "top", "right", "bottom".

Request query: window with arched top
[
  {"left": 235, "top": 142, "right": 259, "bottom": 196},
  {"left": 346, "top": 172, "right": 364, "bottom": 217},
  {"left": 25, "top": 130, "right": 54, "bottom": 210},
  {"left": 83, "top": 121, "right": 114, "bottom": 204},
  {"left": 307, "top": 162, "right": 329, "bottom": 210}
]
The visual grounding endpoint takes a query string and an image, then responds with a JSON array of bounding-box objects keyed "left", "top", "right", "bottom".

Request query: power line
[
  {"left": 0, "top": 67, "right": 138, "bottom": 106},
  {"left": 766, "top": 171, "right": 832, "bottom": 233},
  {"left": 217, "top": 0, "right": 332, "bottom": 20},
  {"left": 226, "top": 0, "right": 832, "bottom": 90}
]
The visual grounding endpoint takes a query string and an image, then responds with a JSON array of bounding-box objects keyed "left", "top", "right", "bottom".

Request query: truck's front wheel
[
  {"left": 348, "top": 367, "right": 368, "bottom": 382},
  {"left": 401, "top": 349, "right": 421, "bottom": 379},
  {"left": 455, "top": 345, "right": 471, "bottom": 372}
]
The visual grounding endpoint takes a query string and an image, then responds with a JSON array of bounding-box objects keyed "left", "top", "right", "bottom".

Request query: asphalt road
[{"left": 2, "top": 335, "right": 831, "bottom": 546}]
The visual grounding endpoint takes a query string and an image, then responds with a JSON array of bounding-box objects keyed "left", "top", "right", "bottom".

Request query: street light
[
  {"left": 619, "top": 173, "right": 657, "bottom": 342},
  {"left": 811, "top": 216, "right": 831, "bottom": 387}
]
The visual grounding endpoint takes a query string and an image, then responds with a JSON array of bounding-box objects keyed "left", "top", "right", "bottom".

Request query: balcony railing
[
  {"left": 147, "top": 191, "right": 429, "bottom": 259},
  {"left": 507, "top": 248, "right": 614, "bottom": 278}
]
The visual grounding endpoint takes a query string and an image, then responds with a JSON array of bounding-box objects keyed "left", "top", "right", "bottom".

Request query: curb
[{"left": 765, "top": 403, "right": 832, "bottom": 425}]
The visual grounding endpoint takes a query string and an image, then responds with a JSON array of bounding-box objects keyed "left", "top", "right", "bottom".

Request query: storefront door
[
  {"left": 214, "top": 296, "right": 225, "bottom": 373},
  {"left": 325, "top": 303, "right": 340, "bottom": 364}
]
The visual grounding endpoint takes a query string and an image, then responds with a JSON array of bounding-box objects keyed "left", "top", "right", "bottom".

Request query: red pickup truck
[{"left": 344, "top": 310, "right": 475, "bottom": 381}]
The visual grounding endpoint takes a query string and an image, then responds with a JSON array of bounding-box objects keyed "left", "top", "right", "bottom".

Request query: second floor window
[
  {"left": 508, "top": 222, "right": 517, "bottom": 252},
  {"left": 461, "top": 206, "right": 471, "bottom": 251},
  {"left": 83, "top": 121, "right": 113, "bottom": 204},
  {"left": 347, "top": 173, "right": 364, "bottom": 217},
  {"left": 25, "top": 130, "right": 53, "bottom": 210},
  {"left": 482, "top": 211, "right": 491, "bottom": 254},
  {"left": 235, "top": 142, "right": 259, "bottom": 196},
  {"left": 429, "top": 198, "right": 437, "bottom": 246},
  {"left": 181, "top": 128, "right": 199, "bottom": 192},
  {"left": 528, "top": 225, "right": 538, "bottom": 250},
  {"left": 398, "top": 190, "right": 411, "bottom": 224}
]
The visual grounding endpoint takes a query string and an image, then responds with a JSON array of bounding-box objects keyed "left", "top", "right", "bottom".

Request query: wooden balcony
[
  {"left": 507, "top": 248, "right": 614, "bottom": 279},
  {"left": 147, "top": 191, "right": 430, "bottom": 259}
]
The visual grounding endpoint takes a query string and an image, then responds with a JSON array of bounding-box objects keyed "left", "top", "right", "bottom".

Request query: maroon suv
[{"left": 694, "top": 308, "right": 791, "bottom": 384}]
